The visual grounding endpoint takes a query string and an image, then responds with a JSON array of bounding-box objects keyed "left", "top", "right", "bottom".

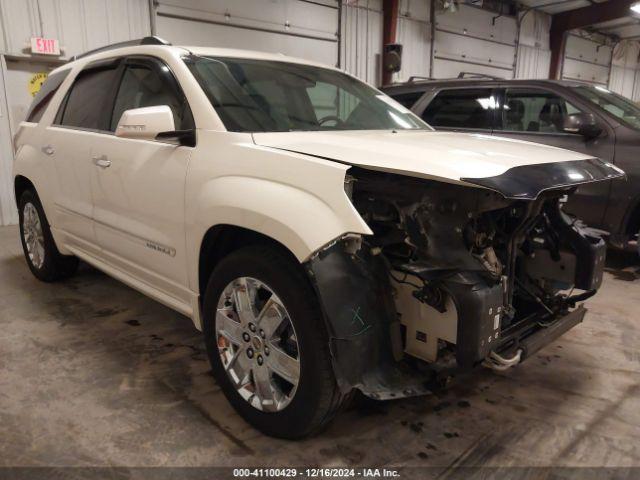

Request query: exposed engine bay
[{"left": 306, "top": 165, "right": 609, "bottom": 399}]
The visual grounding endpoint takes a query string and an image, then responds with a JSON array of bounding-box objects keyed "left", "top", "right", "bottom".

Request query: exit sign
[{"left": 30, "top": 37, "right": 60, "bottom": 56}]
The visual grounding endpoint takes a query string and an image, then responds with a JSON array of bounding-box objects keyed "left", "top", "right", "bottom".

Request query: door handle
[
  {"left": 92, "top": 155, "right": 111, "bottom": 169},
  {"left": 41, "top": 145, "right": 55, "bottom": 156}
]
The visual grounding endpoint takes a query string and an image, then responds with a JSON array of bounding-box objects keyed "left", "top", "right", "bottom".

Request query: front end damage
[{"left": 305, "top": 159, "right": 623, "bottom": 399}]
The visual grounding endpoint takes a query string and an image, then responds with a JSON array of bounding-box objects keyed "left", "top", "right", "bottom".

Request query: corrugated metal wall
[
  {"left": 340, "top": 0, "right": 382, "bottom": 85},
  {"left": 155, "top": 0, "right": 339, "bottom": 67},
  {"left": 0, "top": 0, "right": 150, "bottom": 58},
  {"left": 393, "top": 0, "right": 430, "bottom": 83},
  {"left": 515, "top": 10, "right": 550, "bottom": 79},
  {"left": 433, "top": 4, "right": 517, "bottom": 79},
  {"left": 562, "top": 33, "right": 612, "bottom": 86},
  {"left": 609, "top": 41, "right": 640, "bottom": 101}
]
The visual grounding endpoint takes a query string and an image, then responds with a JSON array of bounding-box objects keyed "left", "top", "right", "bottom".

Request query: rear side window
[
  {"left": 58, "top": 66, "right": 119, "bottom": 130},
  {"left": 389, "top": 91, "right": 424, "bottom": 109},
  {"left": 110, "top": 63, "right": 194, "bottom": 131},
  {"left": 422, "top": 88, "right": 494, "bottom": 130},
  {"left": 25, "top": 69, "right": 70, "bottom": 123}
]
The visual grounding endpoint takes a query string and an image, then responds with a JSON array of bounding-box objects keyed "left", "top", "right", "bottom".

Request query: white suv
[{"left": 14, "top": 37, "right": 623, "bottom": 438}]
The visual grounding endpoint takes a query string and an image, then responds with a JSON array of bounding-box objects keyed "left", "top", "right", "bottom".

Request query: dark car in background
[{"left": 382, "top": 76, "right": 639, "bottom": 252}]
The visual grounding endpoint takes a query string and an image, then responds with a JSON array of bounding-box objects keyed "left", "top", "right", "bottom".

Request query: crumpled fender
[{"left": 305, "top": 240, "right": 435, "bottom": 399}]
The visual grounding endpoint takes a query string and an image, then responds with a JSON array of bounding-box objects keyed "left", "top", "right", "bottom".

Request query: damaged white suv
[{"left": 14, "top": 37, "right": 624, "bottom": 438}]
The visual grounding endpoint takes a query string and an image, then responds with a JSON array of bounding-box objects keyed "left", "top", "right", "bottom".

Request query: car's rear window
[{"left": 25, "top": 69, "right": 70, "bottom": 123}]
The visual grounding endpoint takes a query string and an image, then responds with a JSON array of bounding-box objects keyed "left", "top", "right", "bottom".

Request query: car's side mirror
[
  {"left": 115, "top": 105, "right": 176, "bottom": 142},
  {"left": 563, "top": 112, "right": 603, "bottom": 139}
]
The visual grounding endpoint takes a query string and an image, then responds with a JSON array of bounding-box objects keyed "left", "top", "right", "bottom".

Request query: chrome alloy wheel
[
  {"left": 215, "top": 277, "right": 301, "bottom": 412},
  {"left": 22, "top": 202, "right": 45, "bottom": 269}
]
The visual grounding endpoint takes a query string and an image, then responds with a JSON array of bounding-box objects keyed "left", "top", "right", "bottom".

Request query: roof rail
[
  {"left": 408, "top": 75, "right": 433, "bottom": 82},
  {"left": 457, "top": 72, "right": 503, "bottom": 80},
  {"left": 70, "top": 36, "right": 172, "bottom": 62}
]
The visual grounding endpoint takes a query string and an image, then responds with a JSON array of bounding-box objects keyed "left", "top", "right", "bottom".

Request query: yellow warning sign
[{"left": 28, "top": 72, "right": 48, "bottom": 97}]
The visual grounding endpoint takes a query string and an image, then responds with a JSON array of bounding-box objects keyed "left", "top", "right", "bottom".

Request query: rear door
[
  {"left": 419, "top": 87, "right": 498, "bottom": 134},
  {"left": 493, "top": 87, "right": 614, "bottom": 227},
  {"left": 45, "top": 59, "right": 121, "bottom": 251}
]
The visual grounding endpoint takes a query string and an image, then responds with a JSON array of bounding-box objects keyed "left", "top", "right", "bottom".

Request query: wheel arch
[
  {"left": 14, "top": 175, "right": 36, "bottom": 204},
  {"left": 197, "top": 224, "right": 301, "bottom": 299}
]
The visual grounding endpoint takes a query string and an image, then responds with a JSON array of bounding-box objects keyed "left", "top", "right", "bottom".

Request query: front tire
[
  {"left": 18, "top": 189, "right": 78, "bottom": 282},
  {"left": 202, "top": 245, "right": 350, "bottom": 439}
]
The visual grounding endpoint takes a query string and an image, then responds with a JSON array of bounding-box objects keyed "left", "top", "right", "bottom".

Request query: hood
[{"left": 252, "top": 130, "right": 625, "bottom": 199}]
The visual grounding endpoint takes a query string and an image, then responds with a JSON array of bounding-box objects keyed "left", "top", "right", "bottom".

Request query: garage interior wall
[{"left": 0, "top": 0, "right": 151, "bottom": 226}]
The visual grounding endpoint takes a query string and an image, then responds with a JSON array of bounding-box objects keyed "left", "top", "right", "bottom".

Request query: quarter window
[
  {"left": 110, "top": 63, "right": 193, "bottom": 131},
  {"left": 422, "top": 89, "right": 495, "bottom": 130},
  {"left": 58, "top": 66, "right": 119, "bottom": 130},
  {"left": 25, "top": 69, "right": 70, "bottom": 123},
  {"left": 498, "top": 89, "right": 583, "bottom": 133}
]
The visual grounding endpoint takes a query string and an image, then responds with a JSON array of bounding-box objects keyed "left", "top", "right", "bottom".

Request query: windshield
[
  {"left": 572, "top": 85, "right": 640, "bottom": 130},
  {"left": 184, "top": 55, "right": 428, "bottom": 132}
]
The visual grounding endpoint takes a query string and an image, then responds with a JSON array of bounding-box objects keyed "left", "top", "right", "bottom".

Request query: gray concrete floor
[{"left": 1, "top": 224, "right": 639, "bottom": 472}]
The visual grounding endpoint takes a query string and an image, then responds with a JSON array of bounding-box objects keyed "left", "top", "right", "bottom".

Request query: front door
[
  {"left": 90, "top": 56, "right": 195, "bottom": 304},
  {"left": 493, "top": 87, "right": 614, "bottom": 228}
]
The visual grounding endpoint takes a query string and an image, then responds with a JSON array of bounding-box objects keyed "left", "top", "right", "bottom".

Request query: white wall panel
[
  {"left": 432, "top": 5, "right": 516, "bottom": 79},
  {"left": 515, "top": 10, "right": 551, "bottom": 79},
  {"left": 157, "top": 0, "right": 338, "bottom": 42},
  {"left": 608, "top": 41, "right": 640, "bottom": 100},
  {"left": 562, "top": 34, "right": 612, "bottom": 85},
  {"left": 157, "top": 15, "right": 338, "bottom": 66},
  {"left": 156, "top": 0, "right": 339, "bottom": 67},
  {"left": 340, "top": 0, "right": 382, "bottom": 85},
  {"left": 515, "top": 44, "right": 550, "bottom": 79},
  {"left": 393, "top": 0, "right": 430, "bottom": 83},
  {"left": 0, "top": 0, "right": 150, "bottom": 58}
]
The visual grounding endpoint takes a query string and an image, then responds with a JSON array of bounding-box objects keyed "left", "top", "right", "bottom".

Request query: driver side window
[
  {"left": 498, "top": 89, "right": 582, "bottom": 133},
  {"left": 110, "top": 62, "right": 194, "bottom": 132}
]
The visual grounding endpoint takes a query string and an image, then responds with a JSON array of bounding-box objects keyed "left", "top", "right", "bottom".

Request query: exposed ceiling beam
[
  {"left": 593, "top": 18, "right": 640, "bottom": 31},
  {"left": 549, "top": 0, "right": 636, "bottom": 78}
]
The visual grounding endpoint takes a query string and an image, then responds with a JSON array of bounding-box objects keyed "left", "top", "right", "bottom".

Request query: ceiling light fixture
[{"left": 631, "top": 1, "right": 640, "bottom": 15}]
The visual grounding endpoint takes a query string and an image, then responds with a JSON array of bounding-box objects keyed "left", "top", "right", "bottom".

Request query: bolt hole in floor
[{"left": 0, "top": 225, "right": 639, "bottom": 469}]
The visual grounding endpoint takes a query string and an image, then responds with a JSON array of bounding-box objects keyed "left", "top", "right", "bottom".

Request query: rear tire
[
  {"left": 18, "top": 189, "right": 78, "bottom": 282},
  {"left": 202, "top": 245, "right": 350, "bottom": 439}
]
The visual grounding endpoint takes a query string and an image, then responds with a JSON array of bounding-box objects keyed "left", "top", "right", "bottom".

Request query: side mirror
[
  {"left": 115, "top": 105, "right": 176, "bottom": 141},
  {"left": 563, "top": 112, "right": 602, "bottom": 139}
]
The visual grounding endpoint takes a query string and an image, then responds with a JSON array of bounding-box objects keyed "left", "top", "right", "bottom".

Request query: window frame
[
  {"left": 54, "top": 57, "right": 123, "bottom": 133},
  {"left": 494, "top": 87, "right": 586, "bottom": 137},
  {"left": 420, "top": 86, "right": 500, "bottom": 133},
  {"left": 109, "top": 55, "right": 195, "bottom": 133},
  {"left": 25, "top": 69, "right": 71, "bottom": 124},
  {"left": 53, "top": 55, "right": 194, "bottom": 139}
]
